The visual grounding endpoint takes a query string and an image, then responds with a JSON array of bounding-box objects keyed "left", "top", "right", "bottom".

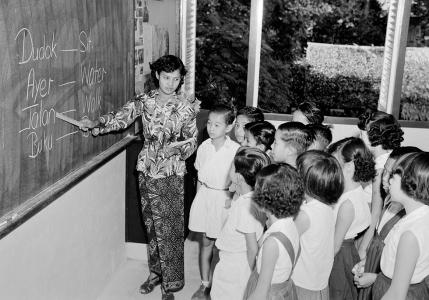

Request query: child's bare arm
[
  {"left": 359, "top": 170, "right": 383, "bottom": 258},
  {"left": 247, "top": 237, "right": 278, "bottom": 300},
  {"left": 244, "top": 232, "right": 258, "bottom": 269},
  {"left": 334, "top": 200, "right": 354, "bottom": 255},
  {"left": 381, "top": 231, "right": 418, "bottom": 300}
]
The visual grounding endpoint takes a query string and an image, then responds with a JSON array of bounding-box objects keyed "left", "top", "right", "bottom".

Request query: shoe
[
  {"left": 162, "top": 291, "right": 175, "bottom": 300},
  {"left": 191, "top": 284, "right": 211, "bottom": 300},
  {"left": 139, "top": 274, "right": 161, "bottom": 294}
]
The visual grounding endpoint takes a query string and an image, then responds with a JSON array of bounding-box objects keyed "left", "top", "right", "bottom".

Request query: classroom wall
[{"left": 0, "top": 151, "right": 126, "bottom": 300}]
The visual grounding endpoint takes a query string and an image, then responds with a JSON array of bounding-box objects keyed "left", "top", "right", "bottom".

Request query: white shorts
[
  {"left": 211, "top": 251, "right": 252, "bottom": 300},
  {"left": 188, "top": 186, "right": 231, "bottom": 239}
]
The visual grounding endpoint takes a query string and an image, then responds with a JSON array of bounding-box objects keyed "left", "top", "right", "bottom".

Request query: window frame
[
  {"left": 180, "top": 0, "right": 197, "bottom": 99},
  {"left": 243, "top": 0, "right": 428, "bottom": 127}
]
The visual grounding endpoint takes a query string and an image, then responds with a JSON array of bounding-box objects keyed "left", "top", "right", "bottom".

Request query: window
[
  {"left": 192, "top": 0, "right": 429, "bottom": 123},
  {"left": 258, "top": 0, "right": 388, "bottom": 118},
  {"left": 195, "top": 0, "right": 250, "bottom": 109},
  {"left": 399, "top": 3, "right": 429, "bottom": 121}
]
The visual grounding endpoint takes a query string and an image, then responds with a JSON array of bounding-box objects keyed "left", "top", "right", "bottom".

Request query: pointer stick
[{"left": 56, "top": 112, "right": 83, "bottom": 128}]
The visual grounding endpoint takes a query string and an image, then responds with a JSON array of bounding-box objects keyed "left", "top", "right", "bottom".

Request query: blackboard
[{"left": 0, "top": 0, "right": 134, "bottom": 236}]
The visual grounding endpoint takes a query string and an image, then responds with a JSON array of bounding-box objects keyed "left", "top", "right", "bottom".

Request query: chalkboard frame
[{"left": 0, "top": 0, "right": 135, "bottom": 239}]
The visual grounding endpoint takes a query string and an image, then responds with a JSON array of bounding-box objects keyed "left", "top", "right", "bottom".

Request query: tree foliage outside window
[{"left": 195, "top": 0, "right": 429, "bottom": 120}]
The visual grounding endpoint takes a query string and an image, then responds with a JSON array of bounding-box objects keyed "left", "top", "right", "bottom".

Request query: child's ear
[
  {"left": 234, "top": 172, "right": 244, "bottom": 186},
  {"left": 284, "top": 145, "right": 297, "bottom": 156},
  {"left": 344, "top": 161, "right": 355, "bottom": 175},
  {"left": 155, "top": 71, "right": 160, "bottom": 80}
]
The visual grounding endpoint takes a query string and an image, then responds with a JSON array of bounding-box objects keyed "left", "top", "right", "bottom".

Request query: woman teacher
[{"left": 81, "top": 55, "right": 199, "bottom": 300}]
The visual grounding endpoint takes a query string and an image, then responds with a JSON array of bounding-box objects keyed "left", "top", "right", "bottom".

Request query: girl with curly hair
[
  {"left": 292, "top": 150, "right": 344, "bottom": 300},
  {"left": 328, "top": 137, "right": 376, "bottom": 300},
  {"left": 371, "top": 152, "right": 429, "bottom": 300},
  {"left": 243, "top": 163, "right": 304, "bottom": 300},
  {"left": 356, "top": 111, "right": 404, "bottom": 261},
  {"left": 80, "top": 55, "right": 199, "bottom": 300},
  {"left": 241, "top": 121, "right": 276, "bottom": 152}
]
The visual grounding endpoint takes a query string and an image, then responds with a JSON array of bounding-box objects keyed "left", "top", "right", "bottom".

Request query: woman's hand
[
  {"left": 79, "top": 117, "right": 98, "bottom": 131},
  {"left": 354, "top": 272, "right": 377, "bottom": 288}
]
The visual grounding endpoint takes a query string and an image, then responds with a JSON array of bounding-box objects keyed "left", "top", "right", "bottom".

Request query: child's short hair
[
  {"left": 277, "top": 122, "right": 315, "bottom": 155},
  {"left": 297, "top": 150, "right": 344, "bottom": 205},
  {"left": 357, "top": 110, "right": 404, "bottom": 150},
  {"left": 244, "top": 121, "right": 276, "bottom": 150},
  {"left": 209, "top": 103, "right": 236, "bottom": 125},
  {"left": 389, "top": 146, "right": 422, "bottom": 161},
  {"left": 397, "top": 152, "right": 429, "bottom": 205},
  {"left": 307, "top": 124, "right": 332, "bottom": 150},
  {"left": 328, "top": 137, "right": 376, "bottom": 182},
  {"left": 150, "top": 55, "right": 187, "bottom": 92},
  {"left": 253, "top": 163, "right": 304, "bottom": 218},
  {"left": 237, "top": 106, "right": 264, "bottom": 122},
  {"left": 382, "top": 147, "right": 422, "bottom": 193},
  {"left": 234, "top": 147, "right": 271, "bottom": 188},
  {"left": 297, "top": 101, "right": 324, "bottom": 125}
]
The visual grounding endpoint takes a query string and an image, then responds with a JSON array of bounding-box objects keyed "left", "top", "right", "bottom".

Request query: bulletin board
[{"left": 134, "top": 0, "right": 181, "bottom": 94}]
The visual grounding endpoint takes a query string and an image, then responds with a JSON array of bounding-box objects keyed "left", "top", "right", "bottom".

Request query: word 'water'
[{"left": 81, "top": 61, "right": 107, "bottom": 87}]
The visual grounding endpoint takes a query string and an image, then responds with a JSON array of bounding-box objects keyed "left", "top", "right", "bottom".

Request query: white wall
[{"left": 0, "top": 151, "right": 126, "bottom": 300}]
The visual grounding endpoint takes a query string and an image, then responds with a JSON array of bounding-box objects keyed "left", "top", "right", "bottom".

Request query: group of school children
[{"left": 188, "top": 102, "right": 429, "bottom": 300}]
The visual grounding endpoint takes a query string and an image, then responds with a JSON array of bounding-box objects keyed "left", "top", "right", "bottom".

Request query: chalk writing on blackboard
[{"left": 15, "top": 28, "right": 108, "bottom": 159}]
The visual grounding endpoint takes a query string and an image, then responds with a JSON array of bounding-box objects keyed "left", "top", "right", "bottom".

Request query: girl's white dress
[
  {"left": 188, "top": 137, "right": 240, "bottom": 238},
  {"left": 211, "top": 191, "right": 264, "bottom": 300}
]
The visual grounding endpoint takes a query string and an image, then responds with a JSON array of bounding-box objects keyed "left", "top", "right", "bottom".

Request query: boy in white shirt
[{"left": 188, "top": 103, "right": 240, "bottom": 299}]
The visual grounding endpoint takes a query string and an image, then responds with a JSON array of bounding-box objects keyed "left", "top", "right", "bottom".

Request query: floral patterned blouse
[{"left": 98, "top": 90, "right": 199, "bottom": 179}]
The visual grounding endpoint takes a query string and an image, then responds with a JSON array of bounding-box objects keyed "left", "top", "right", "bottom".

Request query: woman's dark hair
[
  {"left": 297, "top": 150, "right": 344, "bottom": 205},
  {"left": 328, "top": 137, "right": 376, "bottom": 182},
  {"left": 357, "top": 110, "right": 404, "bottom": 150},
  {"left": 277, "top": 122, "right": 315, "bottom": 155},
  {"left": 209, "top": 103, "right": 236, "bottom": 125},
  {"left": 244, "top": 121, "right": 276, "bottom": 150},
  {"left": 234, "top": 147, "right": 271, "bottom": 188},
  {"left": 389, "top": 146, "right": 422, "bottom": 161},
  {"left": 237, "top": 106, "right": 264, "bottom": 122},
  {"left": 150, "top": 55, "right": 187, "bottom": 92},
  {"left": 253, "top": 163, "right": 304, "bottom": 218},
  {"left": 395, "top": 152, "right": 429, "bottom": 205},
  {"left": 297, "top": 101, "right": 324, "bottom": 125}
]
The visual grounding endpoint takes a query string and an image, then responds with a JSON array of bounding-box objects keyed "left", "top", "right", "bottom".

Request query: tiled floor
[{"left": 97, "top": 237, "right": 202, "bottom": 300}]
